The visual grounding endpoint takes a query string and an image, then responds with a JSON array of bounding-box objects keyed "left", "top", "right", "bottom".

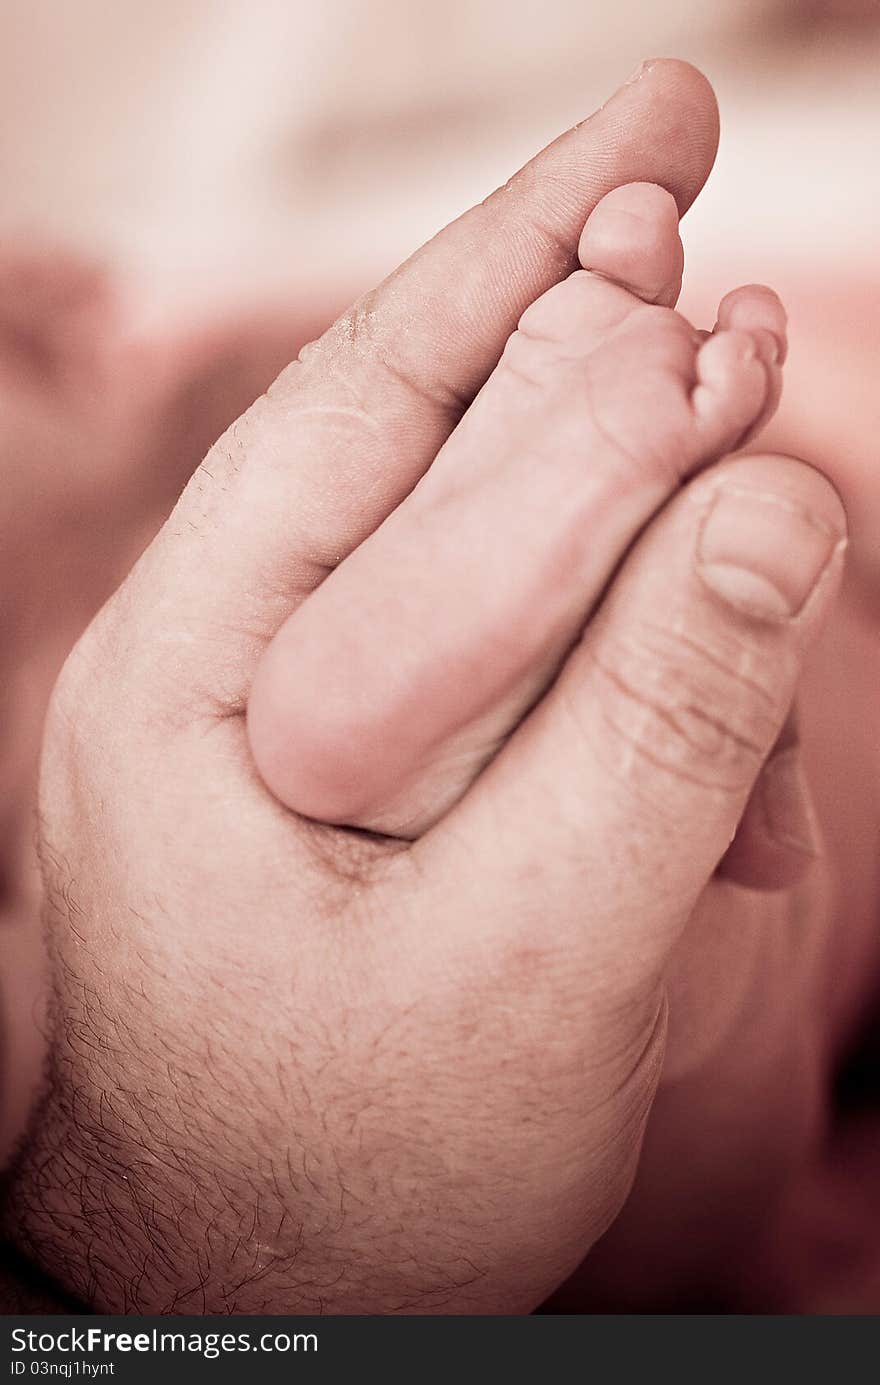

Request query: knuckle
[
  {"left": 330, "top": 288, "right": 383, "bottom": 358},
  {"left": 41, "top": 627, "right": 112, "bottom": 809},
  {"left": 584, "top": 616, "right": 784, "bottom": 798},
  {"left": 43, "top": 590, "right": 169, "bottom": 791},
  {"left": 495, "top": 199, "right": 572, "bottom": 266}
]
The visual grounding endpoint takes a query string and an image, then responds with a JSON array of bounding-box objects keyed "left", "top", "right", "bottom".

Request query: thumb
[{"left": 412, "top": 453, "right": 846, "bottom": 993}]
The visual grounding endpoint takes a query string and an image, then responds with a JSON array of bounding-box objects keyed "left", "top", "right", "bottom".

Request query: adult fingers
[
  {"left": 123, "top": 60, "right": 719, "bottom": 702},
  {"left": 405, "top": 453, "right": 846, "bottom": 998}
]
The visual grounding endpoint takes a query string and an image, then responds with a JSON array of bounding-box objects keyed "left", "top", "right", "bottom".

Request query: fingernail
[
  {"left": 760, "top": 747, "right": 820, "bottom": 855},
  {"left": 696, "top": 487, "right": 844, "bottom": 620},
  {"left": 624, "top": 59, "right": 657, "bottom": 85},
  {"left": 592, "top": 60, "right": 656, "bottom": 117}
]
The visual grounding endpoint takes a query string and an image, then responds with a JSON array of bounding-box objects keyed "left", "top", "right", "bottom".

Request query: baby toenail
[
  {"left": 753, "top": 328, "right": 781, "bottom": 365},
  {"left": 696, "top": 486, "right": 844, "bottom": 620}
]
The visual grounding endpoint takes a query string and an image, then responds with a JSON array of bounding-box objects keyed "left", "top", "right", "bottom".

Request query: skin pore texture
[{"left": 0, "top": 60, "right": 874, "bottom": 1315}]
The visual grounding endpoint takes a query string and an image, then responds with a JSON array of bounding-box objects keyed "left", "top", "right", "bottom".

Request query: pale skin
[{"left": 0, "top": 61, "right": 861, "bottom": 1312}]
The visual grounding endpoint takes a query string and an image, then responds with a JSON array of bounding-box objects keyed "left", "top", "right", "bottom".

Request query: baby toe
[
  {"left": 715, "top": 284, "right": 788, "bottom": 364},
  {"left": 692, "top": 328, "right": 772, "bottom": 452},
  {"left": 578, "top": 182, "right": 684, "bottom": 307}
]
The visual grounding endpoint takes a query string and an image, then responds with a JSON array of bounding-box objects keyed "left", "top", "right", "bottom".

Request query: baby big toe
[
  {"left": 578, "top": 182, "right": 684, "bottom": 307},
  {"left": 514, "top": 181, "right": 686, "bottom": 353}
]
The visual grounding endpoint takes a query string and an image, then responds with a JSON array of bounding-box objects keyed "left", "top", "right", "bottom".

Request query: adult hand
[
  {"left": 2, "top": 61, "right": 847, "bottom": 1313},
  {"left": 0, "top": 250, "right": 326, "bottom": 1175}
]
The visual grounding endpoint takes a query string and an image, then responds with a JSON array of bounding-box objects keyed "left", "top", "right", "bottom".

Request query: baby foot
[{"left": 248, "top": 183, "right": 787, "bottom": 835}]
